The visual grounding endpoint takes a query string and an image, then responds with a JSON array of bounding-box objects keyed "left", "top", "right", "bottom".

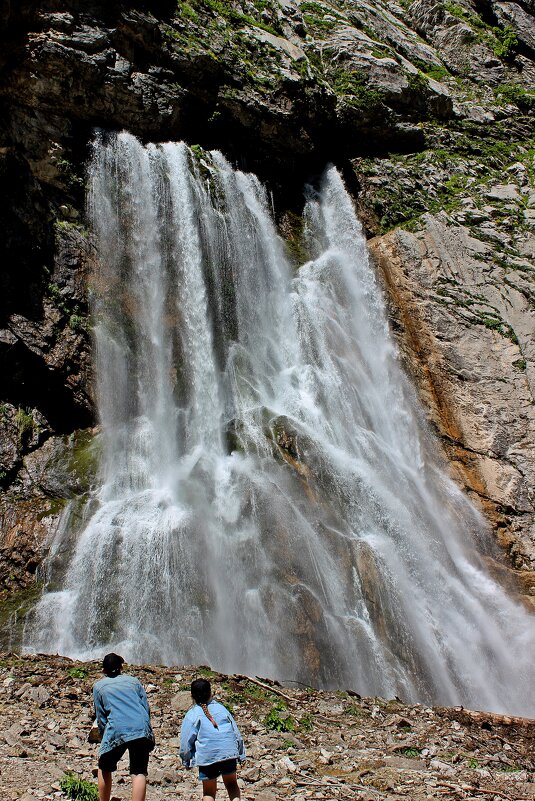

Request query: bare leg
[
  {"left": 202, "top": 777, "right": 218, "bottom": 801},
  {"left": 222, "top": 772, "right": 240, "bottom": 800},
  {"left": 131, "top": 773, "right": 147, "bottom": 801},
  {"left": 98, "top": 770, "right": 112, "bottom": 801}
]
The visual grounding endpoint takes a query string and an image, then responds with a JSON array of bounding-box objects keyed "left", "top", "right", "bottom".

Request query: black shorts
[
  {"left": 198, "top": 758, "right": 237, "bottom": 781},
  {"left": 98, "top": 737, "right": 154, "bottom": 775}
]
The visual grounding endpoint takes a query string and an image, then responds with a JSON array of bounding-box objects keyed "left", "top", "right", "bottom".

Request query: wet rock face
[{"left": 0, "top": 0, "right": 534, "bottom": 591}]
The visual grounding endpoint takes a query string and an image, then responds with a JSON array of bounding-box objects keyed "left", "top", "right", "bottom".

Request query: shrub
[
  {"left": 60, "top": 773, "right": 98, "bottom": 801},
  {"left": 263, "top": 703, "right": 296, "bottom": 732},
  {"left": 68, "top": 667, "right": 88, "bottom": 680},
  {"left": 492, "top": 25, "right": 518, "bottom": 60}
]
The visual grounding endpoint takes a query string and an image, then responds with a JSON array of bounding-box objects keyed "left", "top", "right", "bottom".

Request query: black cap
[{"left": 102, "top": 653, "right": 124, "bottom": 677}]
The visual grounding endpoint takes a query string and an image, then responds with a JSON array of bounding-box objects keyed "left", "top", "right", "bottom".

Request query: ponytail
[
  {"left": 191, "top": 679, "right": 218, "bottom": 728},
  {"left": 201, "top": 702, "right": 218, "bottom": 729}
]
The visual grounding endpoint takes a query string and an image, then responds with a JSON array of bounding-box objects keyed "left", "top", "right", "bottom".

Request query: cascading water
[{"left": 25, "top": 132, "right": 535, "bottom": 715}]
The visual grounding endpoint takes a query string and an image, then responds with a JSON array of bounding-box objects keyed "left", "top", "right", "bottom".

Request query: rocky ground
[{"left": 1, "top": 654, "right": 535, "bottom": 801}]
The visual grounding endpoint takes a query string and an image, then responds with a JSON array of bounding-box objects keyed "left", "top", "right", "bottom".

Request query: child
[
  {"left": 93, "top": 653, "right": 155, "bottom": 801},
  {"left": 180, "top": 678, "right": 246, "bottom": 801}
]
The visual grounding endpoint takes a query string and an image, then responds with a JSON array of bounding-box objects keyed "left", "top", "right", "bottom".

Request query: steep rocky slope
[
  {"left": 2, "top": 654, "right": 535, "bottom": 800},
  {"left": 0, "top": 0, "right": 533, "bottom": 625}
]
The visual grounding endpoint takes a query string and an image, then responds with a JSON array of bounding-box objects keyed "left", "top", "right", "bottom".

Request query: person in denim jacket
[
  {"left": 180, "top": 679, "right": 246, "bottom": 801},
  {"left": 93, "top": 653, "right": 155, "bottom": 801}
]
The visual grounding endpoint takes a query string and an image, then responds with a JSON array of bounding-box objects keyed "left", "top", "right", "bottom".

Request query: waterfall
[{"left": 25, "top": 132, "right": 535, "bottom": 715}]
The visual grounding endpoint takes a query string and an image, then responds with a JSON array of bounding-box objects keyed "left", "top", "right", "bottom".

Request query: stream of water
[{"left": 25, "top": 132, "right": 535, "bottom": 715}]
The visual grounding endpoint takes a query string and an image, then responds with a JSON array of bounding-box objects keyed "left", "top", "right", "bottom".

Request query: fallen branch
[
  {"left": 442, "top": 706, "right": 535, "bottom": 730},
  {"left": 236, "top": 675, "right": 344, "bottom": 722},
  {"left": 233, "top": 674, "right": 295, "bottom": 702},
  {"left": 435, "top": 781, "right": 514, "bottom": 800}
]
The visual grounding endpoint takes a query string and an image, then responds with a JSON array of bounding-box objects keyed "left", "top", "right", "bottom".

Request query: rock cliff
[{"left": 0, "top": 0, "right": 533, "bottom": 621}]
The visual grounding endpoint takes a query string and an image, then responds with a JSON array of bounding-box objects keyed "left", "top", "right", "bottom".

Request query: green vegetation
[
  {"left": 492, "top": 25, "right": 518, "bottom": 60},
  {"left": 68, "top": 667, "right": 89, "bottom": 679},
  {"left": 345, "top": 702, "right": 363, "bottom": 716},
  {"left": 424, "top": 65, "right": 450, "bottom": 82},
  {"left": 54, "top": 219, "right": 88, "bottom": 236},
  {"left": 60, "top": 773, "right": 98, "bottom": 801},
  {"left": 281, "top": 210, "right": 308, "bottom": 267},
  {"left": 299, "top": 713, "right": 315, "bottom": 731},
  {"left": 280, "top": 738, "right": 295, "bottom": 749},
  {"left": 357, "top": 129, "right": 534, "bottom": 234},
  {"left": 482, "top": 316, "right": 519, "bottom": 344},
  {"left": 47, "top": 275, "right": 88, "bottom": 334},
  {"left": 494, "top": 83, "right": 535, "bottom": 112},
  {"left": 177, "top": 1, "right": 200, "bottom": 22},
  {"left": 69, "top": 314, "right": 87, "bottom": 332},
  {"left": 412, "top": 58, "right": 450, "bottom": 82},
  {"left": 513, "top": 358, "right": 527, "bottom": 371},
  {"left": 330, "top": 68, "right": 386, "bottom": 110},
  {"left": 0, "top": 582, "right": 44, "bottom": 651},
  {"left": 55, "top": 159, "right": 85, "bottom": 190},
  {"left": 197, "top": 666, "right": 217, "bottom": 678},
  {"left": 467, "top": 758, "right": 479, "bottom": 769},
  {"left": 443, "top": 3, "right": 518, "bottom": 61},
  {"left": 263, "top": 702, "right": 297, "bottom": 732},
  {"left": 67, "top": 429, "right": 99, "bottom": 490},
  {"left": 179, "top": 0, "right": 282, "bottom": 36},
  {"left": 401, "top": 747, "right": 421, "bottom": 758},
  {"left": 443, "top": 2, "right": 485, "bottom": 30},
  {"left": 301, "top": 1, "right": 345, "bottom": 35},
  {"left": 434, "top": 280, "right": 522, "bottom": 344},
  {"left": 407, "top": 70, "right": 429, "bottom": 95},
  {"left": 15, "top": 407, "right": 35, "bottom": 443},
  {"left": 222, "top": 679, "right": 274, "bottom": 707}
]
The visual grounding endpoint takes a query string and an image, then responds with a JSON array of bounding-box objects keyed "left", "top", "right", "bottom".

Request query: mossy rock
[{"left": 0, "top": 581, "right": 44, "bottom": 651}]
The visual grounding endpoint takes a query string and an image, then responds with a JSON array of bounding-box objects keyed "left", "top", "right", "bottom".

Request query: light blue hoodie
[
  {"left": 180, "top": 700, "right": 246, "bottom": 768},
  {"left": 93, "top": 674, "right": 154, "bottom": 755}
]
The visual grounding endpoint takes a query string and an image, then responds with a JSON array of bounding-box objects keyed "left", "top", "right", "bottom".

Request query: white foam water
[{"left": 24, "top": 133, "right": 535, "bottom": 715}]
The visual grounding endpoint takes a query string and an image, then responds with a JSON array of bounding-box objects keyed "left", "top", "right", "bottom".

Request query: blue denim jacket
[
  {"left": 93, "top": 674, "right": 154, "bottom": 755},
  {"left": 180, "top": 700, "right": 246, "bottom": 768}
]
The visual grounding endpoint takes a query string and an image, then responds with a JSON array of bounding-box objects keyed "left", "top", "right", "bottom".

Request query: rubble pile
[{"left": 1, "top": 655, "right": 534, "bottom": 801}]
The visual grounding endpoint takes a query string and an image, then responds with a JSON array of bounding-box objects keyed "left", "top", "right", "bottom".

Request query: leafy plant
[
  {"left": 68, "top": 667, "right": 88, "bottom": 680},
  {"left": 494, "top": 83, "right": 535, "bottom": 112},
  {"left": 401, "top": 747, "right": 421, "bottom": 758},
  {"left": 15, "top": 408, "right": 34, "bottom": 441},
  {"left": 197, "top": 666, "right": 217, "bottom": 678},
  {"left": 60, "top": 773, "right": 98, "bottom": 801},
  {"left": 263, "top": 702, "right": 296, "bottom": 732},
  {"left": 492, "top": 25, "right": 518, "bottom": 60},
  {"left": 69, "top": 313, "right": 87, "bottom": 332}
]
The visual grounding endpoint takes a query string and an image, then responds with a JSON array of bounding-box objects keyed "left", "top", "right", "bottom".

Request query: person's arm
[
  {"left": 179, "top": 713, "right": 199, "bottom": 768},
  {"left": 135, "top": 679, "right": 151, "bottom": 719},
  {"left": 93, "top": 686, "right": 107, "bottom": 735},
  {"left": 229, "top": 713, "right": 246, "bottom": 762}
]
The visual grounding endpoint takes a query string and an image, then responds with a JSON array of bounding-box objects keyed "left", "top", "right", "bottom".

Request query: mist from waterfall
[{"left": 25, "top": 132, "right": 535, "bottom": 715}]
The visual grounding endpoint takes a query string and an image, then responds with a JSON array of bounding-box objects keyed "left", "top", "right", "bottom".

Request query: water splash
[{"left": 25, "top": 133, "right": 535, "bottom": 715}]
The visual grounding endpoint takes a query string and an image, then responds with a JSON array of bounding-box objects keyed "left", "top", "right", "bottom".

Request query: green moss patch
[{"left": 0, "top": 582, "right": 44, "bottom": 651}]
